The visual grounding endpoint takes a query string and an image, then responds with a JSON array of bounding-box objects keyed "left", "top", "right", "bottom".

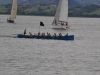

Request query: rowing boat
[{"left": 17, "top": 34, "right": 74, "bottom": 41}]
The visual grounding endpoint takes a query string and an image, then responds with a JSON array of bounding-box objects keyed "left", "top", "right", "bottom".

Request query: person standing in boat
[{"left": 24, "top": 29, "right": 26, "bottom": 35}]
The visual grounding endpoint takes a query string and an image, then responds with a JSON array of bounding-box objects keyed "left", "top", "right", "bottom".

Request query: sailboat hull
[
  {"left": 7, "top": 19, "right": 14, "bottom": 23},
  {"left": 17, "top": 34, "right": 74, "bottom": 41},
  {"left": 52, "top": 25, "right": 69, "bottom": 30}
]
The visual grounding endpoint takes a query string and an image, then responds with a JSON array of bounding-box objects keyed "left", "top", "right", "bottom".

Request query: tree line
[{"left": 0, "top": 4, "right": 100, "bottom": 17}]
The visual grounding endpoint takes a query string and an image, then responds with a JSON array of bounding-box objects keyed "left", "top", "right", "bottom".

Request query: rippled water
[{"left": 0, "top": 15, "right": 100, "bottom": 75}]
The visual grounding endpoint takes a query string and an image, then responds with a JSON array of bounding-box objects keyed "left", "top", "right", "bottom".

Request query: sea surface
[{"left": 0, "top": 15, "right": 100, "bottom": 75}]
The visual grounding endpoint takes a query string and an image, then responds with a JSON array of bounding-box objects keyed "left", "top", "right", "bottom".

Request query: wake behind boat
[
  {"left": 7, "top": 0, "right": 17, "bottom": 23},
  {"left": 52, "top": 0, "right": 69, "bottom": 30}
]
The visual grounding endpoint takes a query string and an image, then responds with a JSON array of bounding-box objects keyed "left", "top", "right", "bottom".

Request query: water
[{"left": 0, "top": 15, "right": 100, "bottom": 75}]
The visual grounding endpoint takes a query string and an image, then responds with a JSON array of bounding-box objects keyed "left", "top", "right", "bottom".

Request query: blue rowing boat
[{"left": 17, "top": 34, "right": 74, "bottom": 41}]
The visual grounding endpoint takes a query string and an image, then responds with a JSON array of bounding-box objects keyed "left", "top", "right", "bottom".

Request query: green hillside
[
  {"left": 75, "top": 0, "right": 100, "bottom": 5},
  {"left": 0, "top": 6, "right": 7, "bottom": 12},
  {"left": 17, "top": 6, "right": 56, "bottom": 16},
  {"left": 90, "top": 9, "right": 100, "bottom": 15},
  {"left": 0, "top": 4, "right": 100, "bottom": 17}
]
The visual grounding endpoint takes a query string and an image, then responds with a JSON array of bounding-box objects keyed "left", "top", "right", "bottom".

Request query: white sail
[
  {"left": 52, "top": 0, "right": 62, "bottom": 25},
  {"left": 52, "top": 0, "right": 68, "bottom": 29},
  {"left": 59, "top": 0, "right": 68, "bottom": 22},
  {"left": 9, "top": 0, "right": 17, "bottom": 21}
]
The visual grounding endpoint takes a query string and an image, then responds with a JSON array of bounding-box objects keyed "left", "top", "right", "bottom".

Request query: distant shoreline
[
  {"left": 1, "top": 14, "right": 100, "bottom": 18},
  {"left": 0, "top": 4, "right": 100, "bottom": 18}
]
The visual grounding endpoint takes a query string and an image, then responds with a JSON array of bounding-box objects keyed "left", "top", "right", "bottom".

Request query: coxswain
[{"left": 23, "top": 29, "right": 26, "bottom": 35}]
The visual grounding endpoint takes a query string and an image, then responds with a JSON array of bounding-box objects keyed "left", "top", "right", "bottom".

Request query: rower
[
  {"left": 29, "top": 32, "right": 32, "bottom": 36},
  {"left": 41, "top": 33, "right": 45, "bottom": 36},
  {"left": 53, "top": 33, "right": 56, "bottom": 37},
  {"left": 59, "top": 33, "right": 62, "bottom": 36},
  {"left": 65, "top": 33, "right": 68, "bottom": 36},
  {"left": 47, "top": 33, "right": 51, "bottom": 36},
  {"left": 47, "top": 32, "right": 49, "bottom": 36},
  {"left": 48, "top": 33, "right": 51, "bottom": 36},
  {"left": 38, "top": 32, "right": 41, "bottom": 36}
]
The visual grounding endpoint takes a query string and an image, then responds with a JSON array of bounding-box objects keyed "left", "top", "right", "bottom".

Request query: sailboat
[
  {"left": 7, "top": 0, "right": 17, "bottom": 23},
  {"left": 52, "top": 0, "right": 69, "bottom": 29}
]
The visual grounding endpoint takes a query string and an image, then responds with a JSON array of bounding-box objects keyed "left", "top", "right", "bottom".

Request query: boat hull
[
  {"left": 17, "top": 34, "right": 74, "bottom": 41},
  {"left": 7, "top": 19, "right": 14, "bottom": 23},
  {"left": 52, "top": 25, "right": 69, "bottom": 30}
]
